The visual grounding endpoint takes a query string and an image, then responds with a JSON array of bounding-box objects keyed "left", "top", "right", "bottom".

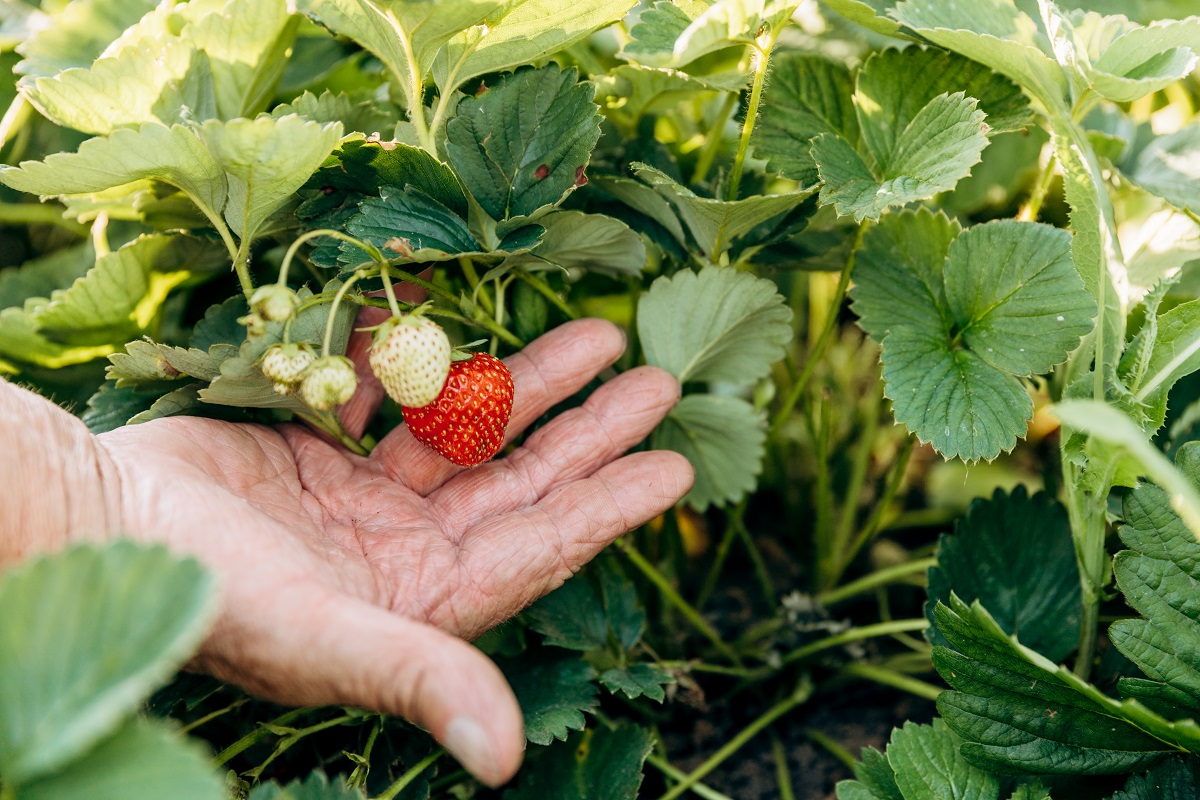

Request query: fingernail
[{"left": 444, "top": 714, "right": 502, "bottom": 786}]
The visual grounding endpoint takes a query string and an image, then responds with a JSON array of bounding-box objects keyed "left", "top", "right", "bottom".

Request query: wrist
[{"left": 0, "top": 378, "right": 123, "bottom": 567}]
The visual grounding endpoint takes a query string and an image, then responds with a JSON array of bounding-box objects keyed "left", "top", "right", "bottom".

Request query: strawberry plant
[{"left": 4, "top": 0, "right": 1200, "bottom": 798}]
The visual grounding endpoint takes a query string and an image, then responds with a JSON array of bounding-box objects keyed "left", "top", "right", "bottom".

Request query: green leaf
[
  {"left": 297, "top": 0, "right": 496, "bottom": 109},
  {"left": 858, "top": 47, "right": 1033, "bottom": 143},
  {"left": 127, "top": 383, "right": 206, "bottom": 425},
  {"left": 0, "top": 306, "right": 116, "bottom": 369},
  {"left": 890, "top": 0, "right": 1068, "bottom": 113},
  {"left": 14, "top": 717, "right": 223, "bottom": 800},
  {"left": 248, "top": 771, "right": 366, "bottom": 800},
  {"left": 631, "top": 163, "right": 816, "bottom": 259},
  {"left": 0, "top": 244, "right": 93, "bottom": 310},
  {"left": 1050, "top": 11, "right": 1200, "bottom": 104},
  {"left": 308, "top": 135, "right": 468, "bottom": 216},
  {"left": 843, "top": 746, "right": 903, "bottom": 800},
  {"left": 1110, "top": 465, "right": 1200, "bottom": 717},
  {"left": 599, "top": 665, "right": 673, "bottom": 702},
  {"left": 651, "top": 393, "right": 766, "bottom": 510},
  {"left": 524, "top": 576, "right": 609, "bottom": 652},
  {"left": 504, "top": 723, "right": 653, "bottom": 800},
  {"left": 29, "top": 235, "right": 198, "bottom": 345},
  {"left": 837, "top": 720, "right": 999, "bottom": 800},
  {"left": 198, "top": 115, "right": 342, "bottom": 241},
  {"left": 182, "top": 0, "right": 298, "bottom": 119},
  {"left": 814, "top": 91, "right": 987, "bottom": 221},
  {"left": 14, "top": 0, "right": 158, "bottom": 79},
  {"left": 933, "top": 595, "right": 1193, "bottom": 774},
  {"left": 527, "top": 211, "right": 645, "bottom": 276},
  {"left": 434, "top": 0, "right": 636, "bottom": 92},
  {"left": 1052, "top": 400, "right": 1200, "bottom": 539},
  {"left": 0, "top": 123, "right": 228, "bottom": 232},
  {"left": 622, "top": 0, "right": 797, "bottom": 68},
  {"left": 882, "top": 327, "right": 1032, "bottom": 462},
  {"left": 945, "top": 219, "right": 1094, "bottom": 377},
  {"left": 342, "top": 185, "right": 480, "bottom": 262},
  {"left": 820, "top": 0, "right": 904, "bottom": 38},
  {"left": 24, "top": 37, "right": 211, "bottom": 135},
  {"left": 503, "top": 655, "right": 599, "bottom": 745},
  {"left": 271, "top": 90, "right": 394, "bottom": 135},
  {"left": 926, "top": 487, "right": 1081, "bottom": 662},
  {"left": 637, "top": 265, "right": 793, "bottom": 385},
  {"left": 81, "top": 383, "right": 160, "bottom": 433},
  {"left": 1124, "top": 125, "right": 1200, "bottom": 216},
  {"left": 1125, "top": 298, "right": 1200, "bottom": 424},
  {"left": 855, "top": 213, "right": 1093, "bottom": 461},
  {"left": 850, "top": 207, "right": 958, "bottom": 342},
  {"left": 753, "top": 54, "right": 857, "bottom": 184},
  {"left": 0, "top": 542, "right": 217, "bottom": 783},
  {"left": 1110, "top": 758, "right": 1199, "bottom": 800},
  {"left": 445, "top": 64, "right": 600, "bottom": 221}
]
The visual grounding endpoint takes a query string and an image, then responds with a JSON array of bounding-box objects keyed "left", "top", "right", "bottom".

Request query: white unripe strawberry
[
  {"left": 368, "top": 314, "right": 452, "bottom": 408},
  {"left": 250, "top": 284, "right": 298, "bottom": 322},
  {"left": 300, "top": 356, "right": 358, "bottom": 411},
  {"left": 261, "top": 343, "right": 316, "bottom": 393}
]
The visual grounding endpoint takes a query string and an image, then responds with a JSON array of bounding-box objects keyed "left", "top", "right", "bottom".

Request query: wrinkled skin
[{"left": 94, "top": 317, "right": 692, "bottom": 785}]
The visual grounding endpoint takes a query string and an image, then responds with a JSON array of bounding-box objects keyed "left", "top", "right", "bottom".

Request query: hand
[{"left": 93, "top": 319, "right": 693, "bottom": 785}]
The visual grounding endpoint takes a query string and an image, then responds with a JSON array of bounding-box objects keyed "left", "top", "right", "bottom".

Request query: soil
[{"left": 648, "top": 683, "right": 936, "bottom": 800}]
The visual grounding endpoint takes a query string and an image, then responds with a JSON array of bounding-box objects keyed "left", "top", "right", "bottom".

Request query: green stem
[
  {"left": 213, "top": 707, "right": 313, "bottom": 766},
  {"left": 839, "top": 663, "right": 943, "bottom": 702},
  {"left": 458, "top": 257, "right": 493, "bottom": 314},
  {"left": 655, "top": 681, "right": 812, "bottom": 800},
  {"left": 1017, "top": 142, "right": 1058, "bottom": 222},
  {"left": 385, "top": 264, "right": 458, "bottom": 304},
  {"left": 769, "top": 223, "right": 865, "bottom": 438},
  {"left": 733, "top": 512, "right": 775, "bottom": 605},
  {"left": 244, "top": 713, "right": 357, "bottom": 779},
  {"left": 772, "top": 734, "right": 796, "bottom": 800},
  {"left": 347, "top": 718, "right": 383, "bottom": 788},
  {"left": 828, "top": 382, "right": 882, "bottom": 585},
  {"left": 379, "top": 265, "right": 403, "bottom": 317},
  {"left": 323, "top": 271, "right": 365, "bottom": 356},
  {"left": 0, "top": 202, "right": 88, "bottom": 235},
  {"left": 779, "top": 618, "right": 928, "bottom": 668},
  {"left": 814, "top": 392, "right": 835, "bottom": 585},
  {"left": 726, "top": 28, "right": 780, "bottom": 202},
  {"left": 818, "top": 556, "right": 937, "bottom": 607},
  {"left": 515, "top": 268, "right": 577, "bottom": 320},
  {"left": 0, "top": 94, "right": 30, "bottom": 153},
  {"left": 692, "top": 92, "right": 738, "bottom": 185},
  {"left": 696, "top": 500, "right": 746, "bottom": 611},
  {"left": 179, "top": 698, "right": 248, "bottom": 734},
  {"left": 374, "top": 748, "right": 444, "bottom": 800},
  {"left": 616, "top": 539, "right": 743, "bottom": 666},
  {"left": 803, "top": 728, "right": 856, "bottom": 770},
  {"left": 838, "top": 437, "right": 914, "bottom": 573},
  {"left": 233, "top": 234, "right": 255, "bottom": 299},
  {"left": 279, "top": 229, "right": 382, "bottom": 287},
  {"left": 646, "top": 755, "right": 737, "bottom": 800}
]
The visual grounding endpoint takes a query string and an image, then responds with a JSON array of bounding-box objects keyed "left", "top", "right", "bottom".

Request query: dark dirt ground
[{"left": 650, "top": 684, "right": 936, "bottom": 800}]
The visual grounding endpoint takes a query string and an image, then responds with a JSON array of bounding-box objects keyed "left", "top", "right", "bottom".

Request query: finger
[
  {"left": 340, "top": 278, "right": 431, "bottom": 439},
  {"left": 371, "top": 318, "right": 626, "bottom": 495},
  {"left": 460, "top": 451, "right": 694, "bottom": 626},
  {"left": 338, "top": 305, "right": 389, "bottom": 439},
  {"left": 198, "top": 582, "right": 524, "bottom": 787},
  {"left": 430, "top": 366, "right": 680, "bottom": 530}
]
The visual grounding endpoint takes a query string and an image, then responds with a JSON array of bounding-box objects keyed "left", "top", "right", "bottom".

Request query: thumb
[{"left": 199, "top": 582, "right": 525, "bottom": 786}]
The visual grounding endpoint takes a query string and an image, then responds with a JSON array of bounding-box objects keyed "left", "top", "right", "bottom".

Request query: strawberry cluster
[{"left": 369, "top": 314, "right": 514, "bottom": 466}]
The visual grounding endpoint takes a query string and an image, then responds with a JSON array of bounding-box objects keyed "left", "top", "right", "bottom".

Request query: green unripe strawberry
[
  {"left": 300, "top": 355, "right": 358, "bottom": 411},
  {"left": 261, "top": 343, "right": 316, "bottom": 393},
  {"left": 250, "top": 284, "right": 298, "bottom": 322},
  {"left": 369, "top": 314, "right": 452, "bottom": 408}
]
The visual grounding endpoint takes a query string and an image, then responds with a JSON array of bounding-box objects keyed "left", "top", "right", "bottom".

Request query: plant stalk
[
  {"left": 818, "top": 556, "right": 937, "bottom": 607},
  {"left": 692, "top": 92, "right": 738, "bottom": 185},
  {"left": 654, "top": 680, "right": 811, "bottom": 800},
  {"left": 779, "top": 618, "right": 928, "bottom": 667},
  {"left": 839, "top": 663, "right": 943, "bottom": 702},
  {"left": 769, "top": 223, "right": 865, "bottom": 438},
  {"left": 374, "top": 748, "right": 444, "bottom": 800},
  {"left": 727, "top": 28, "right": 780, "bottom": 202},
  {"left": 617, "top": 538, "right": 743, "bottom": 666}
]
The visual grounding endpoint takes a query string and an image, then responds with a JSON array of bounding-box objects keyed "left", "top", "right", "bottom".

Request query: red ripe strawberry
[{"left": 402, "top": 352, "right": 514, "bottom": 466}]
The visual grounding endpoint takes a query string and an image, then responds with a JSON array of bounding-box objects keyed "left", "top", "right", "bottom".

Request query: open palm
[{"left": 93, "top": 319, "right": 692, "bottom": 785}]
